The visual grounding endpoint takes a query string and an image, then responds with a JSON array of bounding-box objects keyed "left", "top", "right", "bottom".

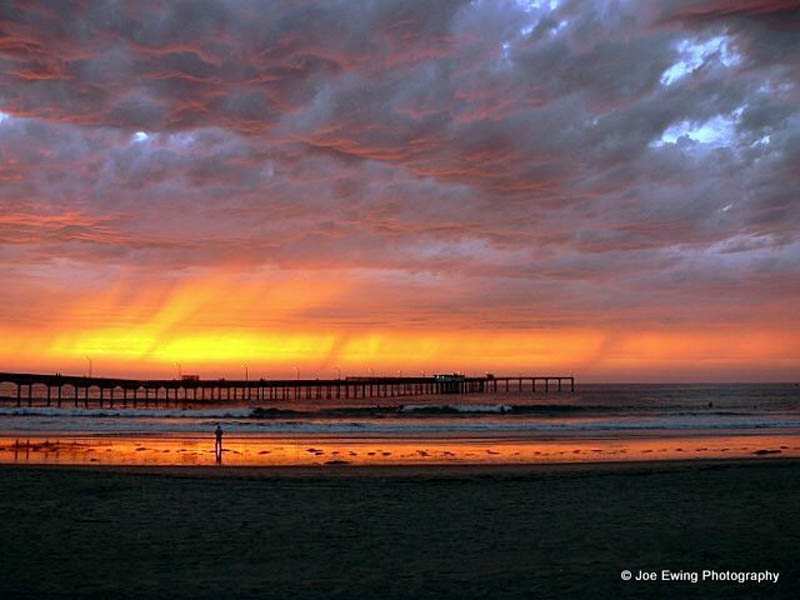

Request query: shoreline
[{"left": 3, "top": 455, "right": 799, "bottom": 479}]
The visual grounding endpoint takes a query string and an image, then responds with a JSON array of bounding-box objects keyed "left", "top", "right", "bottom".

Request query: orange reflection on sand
[{"left": 2, "top": 433, "right": 799, "bottom": 467}]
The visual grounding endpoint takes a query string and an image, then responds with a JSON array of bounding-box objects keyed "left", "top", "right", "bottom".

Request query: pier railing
[{"left": 0, "top": 372, "right": 575, "bottom": 408}]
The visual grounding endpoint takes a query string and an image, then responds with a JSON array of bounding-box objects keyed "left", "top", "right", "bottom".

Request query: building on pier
[{"left": 434, "top": 373, "right": 466, "bottom": 394}]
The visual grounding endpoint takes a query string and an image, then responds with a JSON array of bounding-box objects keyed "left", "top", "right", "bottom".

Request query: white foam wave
[{"left": 400, "top": 404, "right": 513, "bottom": 413}]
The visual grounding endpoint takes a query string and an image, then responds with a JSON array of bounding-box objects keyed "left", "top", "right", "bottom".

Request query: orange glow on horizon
[
  {"left": 1, "top": 271, "right": 798, "bottom": 381},
  {"left": 1, "top": 324, "right": 798, "bottom": 382}
]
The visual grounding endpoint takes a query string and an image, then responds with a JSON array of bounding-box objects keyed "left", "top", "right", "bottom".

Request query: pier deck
[{"left": 0, "top": 372, "right": 575, "bottom": 408}]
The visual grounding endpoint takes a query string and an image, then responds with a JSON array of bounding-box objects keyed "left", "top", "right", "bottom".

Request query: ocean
[{"left": 2, "top": 383, "right": 799, "bottom": 466}]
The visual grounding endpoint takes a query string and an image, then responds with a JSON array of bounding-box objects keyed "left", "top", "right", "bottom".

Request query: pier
[{"left": 0, "top": 372, "right": 576, "bottom": 408}]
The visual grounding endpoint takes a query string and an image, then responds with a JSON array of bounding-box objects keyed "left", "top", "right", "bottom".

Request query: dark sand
[{"left": 1, "top": 460, "right": 798, "bottom": 599}]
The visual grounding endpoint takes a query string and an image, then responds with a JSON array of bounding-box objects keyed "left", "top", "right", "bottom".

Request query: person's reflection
[{"left": 214, "top": 423, "right": 224, "bottom": 464}]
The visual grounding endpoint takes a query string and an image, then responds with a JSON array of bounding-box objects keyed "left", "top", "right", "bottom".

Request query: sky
[{"left": 0, "top": 0, "right": 798, "bottom": 381}]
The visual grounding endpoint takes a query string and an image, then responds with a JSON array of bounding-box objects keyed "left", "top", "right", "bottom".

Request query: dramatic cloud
[{"left": 0, "top": 0, "right": 798, "bottom": 378}]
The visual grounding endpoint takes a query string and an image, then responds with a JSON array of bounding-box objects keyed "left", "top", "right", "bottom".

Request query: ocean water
[{"left": 1, "top": 383, "right": 798, "bottom": 437}]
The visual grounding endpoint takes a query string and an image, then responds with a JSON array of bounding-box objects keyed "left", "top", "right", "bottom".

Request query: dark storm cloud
[
  {"left": 664, "top": 0, "right": 800, "bottom": 21},
  {"left": 1, "top": 0, "right": 798, "bottom": 328}
]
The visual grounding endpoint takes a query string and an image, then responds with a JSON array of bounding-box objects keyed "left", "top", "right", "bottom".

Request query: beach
[
  {"left": 2, "top": 383, "right": 799, "bottom": 598},
  {"left": 2, "top": 459, "right": 798, "bottom": 599}
]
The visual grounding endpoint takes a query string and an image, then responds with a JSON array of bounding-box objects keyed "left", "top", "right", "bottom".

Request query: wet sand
[
  {"left": 2, "top": 459, "right": 799, "bottom": 599},
  {"left": 2, "top": 430, "right": 800, "bottom": 467}
]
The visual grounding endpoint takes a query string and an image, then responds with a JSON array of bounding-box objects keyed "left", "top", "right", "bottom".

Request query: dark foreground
[{"left": 1, "top": 460, "right": 798, "bottom": 599}]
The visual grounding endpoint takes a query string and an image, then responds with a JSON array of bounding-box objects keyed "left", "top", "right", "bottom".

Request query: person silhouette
[{"left": 214, "top": 423, "right": 223, "bottom": 463}]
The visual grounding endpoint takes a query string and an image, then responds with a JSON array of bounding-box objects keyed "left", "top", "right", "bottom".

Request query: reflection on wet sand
[{"left": 2, "top": 432, "right": 800, "bottom": 467}]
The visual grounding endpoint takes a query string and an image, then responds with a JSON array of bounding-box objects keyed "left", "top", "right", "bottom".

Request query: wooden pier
[{"left": 0, "top": 372, "right": 575, "bottom": 408}]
